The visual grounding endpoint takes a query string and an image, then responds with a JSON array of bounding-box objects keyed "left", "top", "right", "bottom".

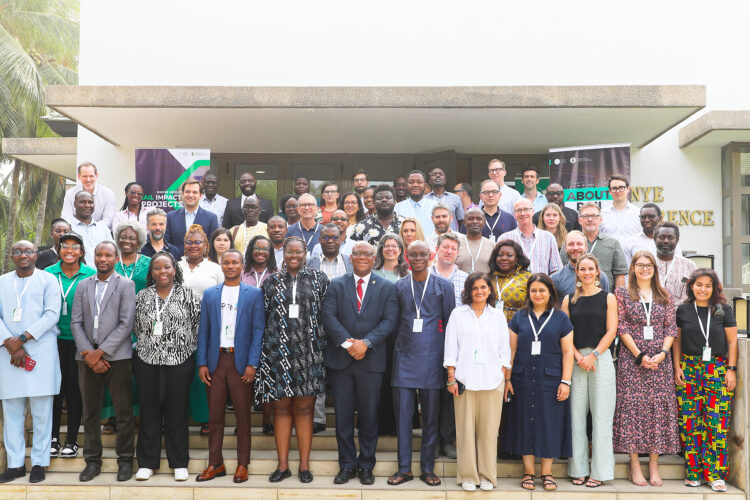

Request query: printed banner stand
[{"left": 135, "top": 149, "right": 211, "bottom": 213}]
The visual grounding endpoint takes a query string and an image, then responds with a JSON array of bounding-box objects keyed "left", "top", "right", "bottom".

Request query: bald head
[
  {"left": 546, "top": 183, "right": 565, "bottom": 205},
  {"left": 297, "top": 193, "right": 318, "bottom": 222},
  {"left": 11, "top": 240, "right": 37, "bottom": 271},
  {"left": 73, "top": 190, "right": 95, "bottom": 221}
]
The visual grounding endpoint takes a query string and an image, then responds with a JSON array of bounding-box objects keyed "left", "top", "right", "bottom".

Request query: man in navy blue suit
[
  {"left": 322, "top": 241, "right": 398, "bottom": 485},
  {"left": 165, "top": 178, "right": 219, "bottom": 254},
  {"left": 388, "top": 240, "right": 455, "bottom": 488},
  {"left": 195, "top": 249, "right": 264, "bottom": 484}
]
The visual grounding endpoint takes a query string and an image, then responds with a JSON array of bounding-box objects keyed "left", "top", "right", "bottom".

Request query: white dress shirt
[
  {"left": 443, "top": 304, "right": 512, "bottom": 391},
  {"left": 200, "top": 194, "right": 229, "bottom": 224},
  {"left": 65, "top": 217, "right": 113, "bottom": 267},
  {"left": 353, "top": 272, "right": 371, "bottom": 302},
  {"left": 498, "top": 184, "right": 522, "bottom": 213},
  {"left": 394, "top": 197, "right": 436, "bottom": 235},
  {"left": 61, "top": 183, "right": 118, "bottom": 229},
  {"left": 600, "top": 202, "right": 641, "bottom": 244}
]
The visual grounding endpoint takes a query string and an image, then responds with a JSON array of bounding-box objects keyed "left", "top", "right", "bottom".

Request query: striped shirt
[
  {"left": 498, "top": 227, "right": 562, "bottom": 275},
  {"left": 430, "top": 264, "right": 468, "bottom": 306}
]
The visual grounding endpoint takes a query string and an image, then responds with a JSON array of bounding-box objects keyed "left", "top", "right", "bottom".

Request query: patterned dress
[
  {"left": 612, "top": 287, "right": 681, "bottom": 454},
  {"left": 255, "top": 267, "right": 329, "bottom": 403},
  {"left": 490, "top": 266, "right": 531, "bottom": 323}
]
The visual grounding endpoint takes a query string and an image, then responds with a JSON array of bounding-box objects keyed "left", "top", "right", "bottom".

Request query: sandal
[
  {"left": 200, "top": 424, "right": 210, "bottom": 436},
  {"left": 420, "top": 471, "right": 441, "bottom": 486},
  {"left": 102, "top": 420, "right": 117, "bottom": 434},
  {"left": 541, "top": 474, "right": 557, "bottom": 491},
  {"left": 521, "top": 473, "right": 536, "bottom": 490},
  {"left": 387, "top": 472, "right": 413, "bottom": 486},
  {"left": 572, "top": 476, "right": 586, "bottom": 486},
  {"left": 685, "top": 479, "right": 702, "bottom": 487},
  {"left": 710, "top": 480, "right": 727, "bottom": 492},
  {"left": 585, "top": 478, "right": 602, "bottom": 488}
]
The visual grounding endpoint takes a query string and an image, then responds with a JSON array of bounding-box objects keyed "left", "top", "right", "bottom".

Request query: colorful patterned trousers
[{"left": 676, "top": 355, "right": 733, "bottom": 482}]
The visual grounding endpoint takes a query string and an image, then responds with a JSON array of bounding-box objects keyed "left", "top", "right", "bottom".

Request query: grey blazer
[{"left": 70, "top": 272, "right": 136, "bottom": 362}]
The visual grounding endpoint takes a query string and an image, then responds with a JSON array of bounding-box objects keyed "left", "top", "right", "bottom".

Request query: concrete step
[
  {"left": 39, "top": 448, "right": 687, "bottom": 480},
  {"left": 46, "top": 425, "right": 416, "bottom": 451},
  {"left": 0, "top": 473, "right": 743, "bottom": 500}
]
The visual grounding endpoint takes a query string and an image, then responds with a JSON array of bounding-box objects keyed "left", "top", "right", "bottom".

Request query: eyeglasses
[
  {"left": 488, "top": 167, "right": 505, "bottom": 173},
  {"left": 634, "top": 263, "right": 654, "bottom": 270},
  {"left": 323, "top": 190, "right": 338, "bottom": 195},
  {"left": 319, "top": 235, "right": 340, "bottom": 242},
  {"left": 480, "top": 190, "right": 500, "bottom": 196},
  {"left": 546, "top": 191, "right": 564, "bottom": 196},
  {"left": 579, "top": 214, "right": 600, "bottom": 220},
  {"left": 60, "top": 243, "right": 81, "bottom": 250},
  {"left": 298, "top": 203, "right": 316, "bottom": 208},
  {"left": 252, "top": 246, "right": 270, "bottom": 253},
  {"left": 12, "top": 249, "right": 36, "bottom": 257},
  {"left": 609, "top": 186, "right": 628, "bottom": 193},
  {"left": 185, "top": 240, "right": 205, "bottom": 246},
  {"left": 514, "top": 207, "right": 534, "bottom": 214},
  {"left": 383, "top": 244, "right": 400, "bottom": 250},
  {"left": 242, "top": 205, "right": 260, "bottom": 211},
  {"left": 639, "top": 214, "right": 658, "bottom": 220},
  {"left": 453, "top": 189, "right": 465, "bottom": 194},
  {"left": 128, "top": 191, "right": 144, "bottom": 197},
  {"left": 284, "top": 250, "right": 306, "bottom": 256},
  {"left": 331, "top": 217, "right": 348, "bottom": 222},
  {"left": 351, "top": 251, "right": 374, "bottom": 257}
]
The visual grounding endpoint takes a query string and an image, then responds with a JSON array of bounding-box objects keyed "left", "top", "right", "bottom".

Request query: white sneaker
[
  {"left": 462, "top": 481, "right": 477, "bottom": 491},
  {"left": 480, "top": 479, "right": 494, "bottom": 491},
  {"left": 174, "top": 468, "right": 189, "bottom": 481},
  {"left": 135, "top": 468, "right": 153, "bottom": 481}
]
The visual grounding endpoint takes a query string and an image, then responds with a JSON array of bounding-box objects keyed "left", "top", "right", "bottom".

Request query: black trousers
[
  {"left": 134, "top": 354, "right": 195, "bottom": 469},
  {"left": 78, "top": 359, "right": 135, "bottom": 467},
  {"left": 438, "top": 373, "right": 456, "bottom": 446},
  {"left": 53, "top": 339, "right": 82, "bottom": 444}
]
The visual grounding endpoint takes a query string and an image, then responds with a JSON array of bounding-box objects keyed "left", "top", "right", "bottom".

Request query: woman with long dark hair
[
  {"left": 316, "top": 182, "right": 340, "bottom": 224},
  {"left": 111, "top": 182, "right": 149, "bottom": 229},
  {"left": 503, "top": 273, "right": 574, "bottom": 492},
  {"left": 208, "top": 228, "right": 234, "bottom": 264},
  {"left": 373, "top": 234, "right": 409, "bottom": 282},
  {"left": 241, "top": 235, "right": 277, "bottom": 288},
  {"left": 674, "top": 269, "right": 738, "bottom": 491},
  {"left": 338, "top": 192, "right": 365, "bottom": 237},
  {"left": 613, "top": 251, "right": 680, "bottom": 487}
]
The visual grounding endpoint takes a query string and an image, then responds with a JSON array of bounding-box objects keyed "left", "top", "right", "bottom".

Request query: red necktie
[{"left": 357, "top": 278, "right": 364, "bottom": 311}]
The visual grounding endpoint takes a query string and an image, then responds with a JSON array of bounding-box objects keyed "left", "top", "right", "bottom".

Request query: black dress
[{"left": 502, "top": 308, "right": 574, "bottom": 458}]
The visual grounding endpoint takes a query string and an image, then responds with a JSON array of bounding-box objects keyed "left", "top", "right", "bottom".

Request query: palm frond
[{"left": 0, "top": 24, "right": 45, "bottom": 110}]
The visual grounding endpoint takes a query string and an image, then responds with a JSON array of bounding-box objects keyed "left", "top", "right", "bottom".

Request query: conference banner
[
  {"left": 549, "top": 143, "right": 631, "bottom": 211},
  {"left": 135, "top": 148, "right": 211, "bottom": 212}
]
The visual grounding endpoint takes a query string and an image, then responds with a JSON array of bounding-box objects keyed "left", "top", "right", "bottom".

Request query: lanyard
[
  {"left": 495, "top": 272, "right": 519, "bottom": 300},
  {"left": 291, "top": 276, "right": 298, "bottom": 305},
  {"left": 660, "top": 259, "right": 674, "bottom": 285},
  {"left": 485, "top": 211, "right": 501, "bottom": 235},
  {"left": 410, "top": 272, "right": 431, "bottom": 319},
  {"left": 297, "top": 222, "right": 320, "bottom": 248},
  {"left": 528, "top": 309, "right": 554, "bottom": 342},
  {"left": 464, "top": 236, "right": 484, "bottom": 272},
  {"left": 154, "top": 287, "right": 175, "bottom": 322},
  {"left": 118, "top": 254, "right": 140, "bottom": 281},
  {"left": 57, "top": 273, "right": 79, "bottom": 302},
  {"left": 694, "top": 303, "right": 711, "bottom": 347},
  {"left": 253, "top": 268, "right": 268, "bottom": 286},
  {"left": 94, "top": 280, "right": 109, "bottom": 316},
  {"left": 589, "top": 239, "right": 598, "bottom": 254},
  {"left": 639, "top": 293, "right": 653, "bottom": 326},
  {"left": 14, "top": 275, "right": 32, "bottom": 308}
]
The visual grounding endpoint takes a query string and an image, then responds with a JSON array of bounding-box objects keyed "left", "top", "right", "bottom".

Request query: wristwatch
[
  {"left": 19, "top": 334, "right": 28, "bottom": 343},
  {"left": 661, "top": 349, "right": 670, "bottom": 358},
  {"left": 727, "top": 366, "right": 737, "bottom": 371},
  {"left": 592, "top": 350, "right": 601, "bottom": 359},
  {"left": 560, "top": 379, "right": 571, "bottom": 386},
  {"left": 362, "top": 339, "right": 372, "bottom": 349}
]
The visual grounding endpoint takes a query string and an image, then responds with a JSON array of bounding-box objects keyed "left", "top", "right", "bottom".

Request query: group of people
[{"left": 0, "top": 160, "right": 738, "bottom": 494}]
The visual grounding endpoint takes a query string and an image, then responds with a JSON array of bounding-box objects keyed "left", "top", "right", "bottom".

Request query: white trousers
[{"left": 2, "top": 396, "right": 53, "bottom": 468}]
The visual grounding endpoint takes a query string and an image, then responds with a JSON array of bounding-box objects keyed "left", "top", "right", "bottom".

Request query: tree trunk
[
  {"left": 1, "top": 160, "right": 22, "bottom": 273},
  {"left": 34, "top": 171, "right": 50, "bottom": 246}
]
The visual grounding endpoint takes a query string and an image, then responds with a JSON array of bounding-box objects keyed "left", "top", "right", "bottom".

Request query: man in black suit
[
  {"left": 223, "top": 172, "right": 273, "bottom": 227},
  {"left": 322, "top": 241, "right": 398, "bottom": 485},
  {"left": 165, "top": 178, "right": 219, "bottom": 254}
]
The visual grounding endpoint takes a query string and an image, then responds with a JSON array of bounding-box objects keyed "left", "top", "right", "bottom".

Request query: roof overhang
[
  {"left": 46, "top": 85, "right": 706, "bottom": 153},
  {"left": 1, "top": 137, "right": 77, "bottom": 179},
  {"left": 679, "top": 110, "right": 750, "bottom": 148}
]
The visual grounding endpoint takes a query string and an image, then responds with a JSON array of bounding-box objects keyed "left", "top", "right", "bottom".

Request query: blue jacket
[
  {"left": 322, "top": 273, "right": 398, "bottom": 372},
  {"left": 197, "top": 283, "right": 265, "bottom": 375},
  {"left": 165, "top": 207, "right": 219, "bottom": 251}
]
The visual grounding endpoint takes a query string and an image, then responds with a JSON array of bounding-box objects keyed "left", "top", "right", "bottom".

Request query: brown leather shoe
[
  {"left": 196, "top": 464, "right": 226, "bottom": 482},
  {"left": 233, "top": 465, "right": 248, "bottom": 483}
]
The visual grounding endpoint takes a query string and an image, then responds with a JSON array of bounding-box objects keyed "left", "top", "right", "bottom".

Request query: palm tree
[{"left": 0, "top": 0, "right": 78, "bottom": 271}]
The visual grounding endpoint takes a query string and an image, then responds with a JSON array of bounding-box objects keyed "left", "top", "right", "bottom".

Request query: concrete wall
[{"left": 77, "top": 0, "right": 750, "bottom": 271}]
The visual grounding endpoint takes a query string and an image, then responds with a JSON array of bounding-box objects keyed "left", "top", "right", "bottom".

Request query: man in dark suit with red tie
[{"left": 322, "top": 241, "right": 398, "bottom": 485}]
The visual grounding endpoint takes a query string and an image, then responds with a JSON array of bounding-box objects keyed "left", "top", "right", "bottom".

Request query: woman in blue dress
[{"left": 503, "top": 273, "right": 575, "bottom": 491}]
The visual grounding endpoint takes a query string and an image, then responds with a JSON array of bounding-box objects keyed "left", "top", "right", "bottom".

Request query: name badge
[
  {"left": 474, "top": 349, "right": 485, "bottom": 364},
  {"left": 643, "top": 326, "right": 654, "bottom": 340},
  {"left": 225, "top": 326, "right": 235, "bottom": 339},
  {"left": 153, "top": 321, "right": 163, "bottom": 336},
  {"left": 12, "top": 307, "right": 22, "bottom": 322},
  {"left": 702, "top": 346, "right": 712, "bottom": 362},
  {"left": 488, "top": 235, "right": 497, "bottom": 244},
  {"left": 93, "top": 315, "right": 99, "bottom": 330},
  {"left": 531, "top": 340, "right": 541, "bottom": 356},
  {"left": 62, "top": 301, "right": 67, "bottom": 316},
  {"left": 412, "top": 318, "right": 423, "bottom": 333},
  {"left": 288, "top": 304, "right": 300, "bottom": 319},
  {"left": 496, "top": 300, "right": 504, "bottom": 311}
]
